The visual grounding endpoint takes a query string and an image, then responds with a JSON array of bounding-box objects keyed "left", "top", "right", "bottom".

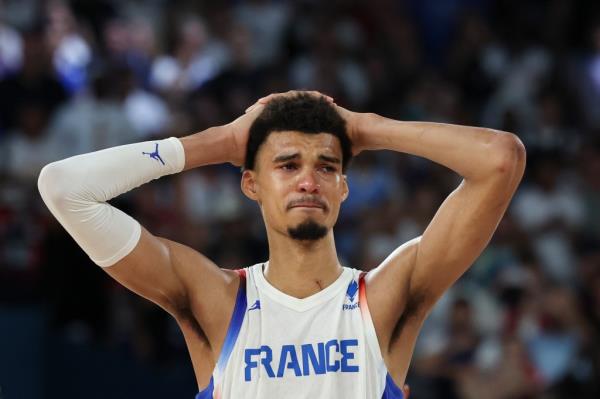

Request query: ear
[
  {"left": 241, "top": 169, "right": 259, "bottom": 201},
  {"left": 340, "top": 174, "right": 349, "bottom": 202}
]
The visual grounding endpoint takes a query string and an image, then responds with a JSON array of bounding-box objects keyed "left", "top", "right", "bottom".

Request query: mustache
[{"left": 287, "top": 196, "right": 328, "bottom": 211}]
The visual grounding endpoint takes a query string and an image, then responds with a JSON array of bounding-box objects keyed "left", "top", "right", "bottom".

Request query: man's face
[{"left": 242, "top": 131, "right": 348, "bottom": 241}]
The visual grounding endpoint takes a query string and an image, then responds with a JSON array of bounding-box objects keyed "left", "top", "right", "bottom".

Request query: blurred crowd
[{"left": 1, "top": 0, "right": 600, "bottom": 398}]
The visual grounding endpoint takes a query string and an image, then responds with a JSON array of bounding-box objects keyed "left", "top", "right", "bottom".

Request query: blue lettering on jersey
[
  {"left": 244, "top": 346, "right": 275, "bottom": 381},
  {"left": 301, "top": 343, "right": 326, "bottom": 375},
  {"left": 340, "top": 339, "right": 359, "bottom": 372},
  {"left": 325, "top": 339, "right": 340, "bottom": 371},
  {"left": 277, "top": 345, "right": 302, "bottom": 377},
  {"left": 260, "top": 345, "right": 276, "bottom": 377},
  {"left": 244, "top": 339, "right": 359, "bottom": 381},
  {"left": 244, "top": 348, "right": 260, "bottom": 381}
]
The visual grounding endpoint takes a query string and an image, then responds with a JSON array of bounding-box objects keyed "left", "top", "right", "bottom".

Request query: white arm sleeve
[{"left": 38, "top": 137, "right": 185, "bottom": 267}]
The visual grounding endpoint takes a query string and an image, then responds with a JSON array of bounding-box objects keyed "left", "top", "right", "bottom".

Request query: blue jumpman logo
[
  {"left": 248, "top": 300, "right": 260, "bottom": 311},
  {"left": 142, "top": 143, "right": 165, "bottom": 165}
]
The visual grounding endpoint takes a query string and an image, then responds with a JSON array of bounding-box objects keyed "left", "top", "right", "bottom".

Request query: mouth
[
  {"left": 290, "top": 205, "right": 325, "bottom": 213},
  {"left": 287, "top": 199, "right": 327, "bottom": 211},
  {"left": 291, "top": 203, "right": 323, "bottom": 209}
]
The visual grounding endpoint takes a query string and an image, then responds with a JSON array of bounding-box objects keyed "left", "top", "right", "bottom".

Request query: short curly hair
[{"left": 244, "top": 93, "right": 353, "bottom": 172}]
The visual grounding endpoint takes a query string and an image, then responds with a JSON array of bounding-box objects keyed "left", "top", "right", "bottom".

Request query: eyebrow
[
  {"left": 318, "top": 154, "right": 341, "bottom": 164},
  {"left": 272, "top": 153, "right": 341, "bottom": 164},
  {"left": 273, "top": 153, "right": 300, "bottom": 163}
]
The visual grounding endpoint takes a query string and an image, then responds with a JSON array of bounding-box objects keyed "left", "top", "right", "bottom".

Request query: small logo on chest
[
  {"left": 248, "top": 300, "right": 261, "bottom": 311},
  {"left": 342, "top": 280, "right": 360, "bottom": 310}
]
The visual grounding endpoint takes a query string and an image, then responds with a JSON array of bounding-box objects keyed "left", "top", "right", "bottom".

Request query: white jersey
[{"left": 195, "top": 263, "right": 404, "bottom": 399}]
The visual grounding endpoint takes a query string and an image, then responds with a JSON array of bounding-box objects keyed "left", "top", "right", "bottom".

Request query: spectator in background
[
  {"left": 569, "top": 20, "right": 600, "bottom": 130},
  {"left": 199, "top": 21, "right": 273, "bottom": 120},
  {"left": 480, "top": 37, "right": 552, "bottom": 138},
  {"left": 289, "top": 11, "right": 370, "bottom": 107},
  {"left": 363, "top": 2, "right": 422, "bottom": 115},
  {"left": 233, "top": 0, "right": 290, "bottom": 68},
  {"left": 102, "top": 16, "right": 156, "bottom": 90},
  {"left": 413, "top": 298, "right": 482, "bottom": 399},
  {"left": 526, "top": 285, "right": 586, "bottom": 390},
  {"left": 0, "top": 99, "right": 59, "bottom": 181},
  {"left": 578, "top": 140, "right": 600, "bottom": 238},
  {"left": 150, "top": 15, "right": 230, "bottom": 98},
  {"left": 121, "top": 64, "right": 171, "bottom": 140},
  {"left": 0, "top": 26, "right": 68, "bottom": 133},
  {"left": 49, "top": 64, "right": 136, "bottom": 156},
  {"left": 512, "top": 151, "right": 584, "bottom": 282},
  {"left": 446, "top": 11, "right": 494, "bottom": 119},
  {"left": 577, "top": 252, "right": 600, "bottom": 397},
  {"left": 0, "top": 0, "right": 22, "bottom": 80},
  {"left": 528, "top": 89, "right": 581, "bottom": 154},
  {"left": 44, "top": 0, "right": 92, "bottom": 94}
]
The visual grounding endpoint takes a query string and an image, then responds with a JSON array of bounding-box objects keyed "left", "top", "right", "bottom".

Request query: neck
[{"left": 264, "top": 229, "right": 343, "bottom": 299}]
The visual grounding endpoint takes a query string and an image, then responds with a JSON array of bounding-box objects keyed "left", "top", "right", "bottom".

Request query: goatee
[{"left": 288, "top": 219, "right": 328, "bottom": 241}]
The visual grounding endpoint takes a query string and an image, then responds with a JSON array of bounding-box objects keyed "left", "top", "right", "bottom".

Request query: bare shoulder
[
  {"left": 158, "top": 238, "right": 244, "bottom": 385},
  {"left": 163, "top": 238, "right": 242, "bottom": 341},
  {"left": 363, "top": 238, "right": 424, "bottom": 353},
  {"left": 104, "top": 228, "right": 241, "bottom": 351},
  {"left": 363, "top": 237, "right": 427, "bottom": 380}
]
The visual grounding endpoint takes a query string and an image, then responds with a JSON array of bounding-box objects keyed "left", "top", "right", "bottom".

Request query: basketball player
[{"left": 38, "top": 91, "right": 525, "bottom": 398}]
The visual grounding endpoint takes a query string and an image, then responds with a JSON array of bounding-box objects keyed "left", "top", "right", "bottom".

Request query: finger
[
  {"left": 255, "top": 91, "right": 334, "bottom": 107},
  {"left": 308, "top": 90, "right": 334, "bottom": 102},
  {"left": 248, "top": 103, "right": 265, "bottom": 114},
  {"left": 245, "top": 103, "right": 260, "bottom": 113},
  {"left": 258, "top": 95, "right": 275, "bottom": 104},
  {"left": 259, "top": 92, "right": 286, "bottom": 103}
]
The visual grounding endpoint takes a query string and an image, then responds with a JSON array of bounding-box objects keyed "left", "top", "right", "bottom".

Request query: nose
[{"left": 297, "top": 170, "right": 320, "bottom": 194}]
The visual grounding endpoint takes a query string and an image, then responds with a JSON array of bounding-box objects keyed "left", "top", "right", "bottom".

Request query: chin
[{"left": 287, "top": 219, "right": 328, "bottom": 241}]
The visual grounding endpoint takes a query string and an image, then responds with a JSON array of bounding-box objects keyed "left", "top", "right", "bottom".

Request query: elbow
[
  {"left": 489, "top": 133, "right": 526, "bottom": 176},
  {"left": 38, "top": 161, "right": 73, "bottom": 206}
]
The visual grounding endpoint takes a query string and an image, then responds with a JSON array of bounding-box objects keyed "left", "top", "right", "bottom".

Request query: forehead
[{"left": 260, "top": 131, "right": 342, "bottom": 159}]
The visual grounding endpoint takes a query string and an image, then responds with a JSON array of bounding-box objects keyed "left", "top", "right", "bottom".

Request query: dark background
[{"left": 1, "top": 0, "right": 600, "bottom": 398}]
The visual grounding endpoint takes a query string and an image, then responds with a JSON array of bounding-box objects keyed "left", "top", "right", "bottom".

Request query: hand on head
[
  {"left": 247, "top": 90, "right": 366, "bottom": 156},
  {"left": 227, "top": 91, "right": 335, "bottom": 167},
  {"left": 244, "top": 90, "right": 335, "bottom": 114},
  {"left": 229, "top": 89, "right": 366, "bottom": 167}
]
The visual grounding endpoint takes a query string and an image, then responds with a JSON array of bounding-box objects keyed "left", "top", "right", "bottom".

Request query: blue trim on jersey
[
  {"left": 382, "top": 373, "right": 404, "bottom": 399},
  {"left": 216, "top": 275, "right": 247, "bottom": 373},
  {"left": 195, "top": 376, "right": 214, "bottom": 399},
  {"left": 195, "top": 271, "right": 247, "bottom": 399}
]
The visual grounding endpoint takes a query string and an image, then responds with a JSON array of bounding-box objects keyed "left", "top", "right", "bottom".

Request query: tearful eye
[
  {"left": 319, "top": 165, "right": 337, "bottom": 173},
  {"left": 281, "top": 163, "right": 298, "bottom": 171}
]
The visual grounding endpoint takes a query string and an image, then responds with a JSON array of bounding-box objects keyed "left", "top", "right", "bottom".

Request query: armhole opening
[
  {"left": 358, "top": 272, "right": 385, "bottom": 365},
  {"left": 197, "top": 269, "right": 247, "bottom": 397}
]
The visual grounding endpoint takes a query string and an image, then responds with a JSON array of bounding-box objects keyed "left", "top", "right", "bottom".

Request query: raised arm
[
  {"left": 342, "top": 110, "right": 526, "bottom": 365},
  {"left": 37, "top": 105, "right": 264, "bottom": 344}
]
